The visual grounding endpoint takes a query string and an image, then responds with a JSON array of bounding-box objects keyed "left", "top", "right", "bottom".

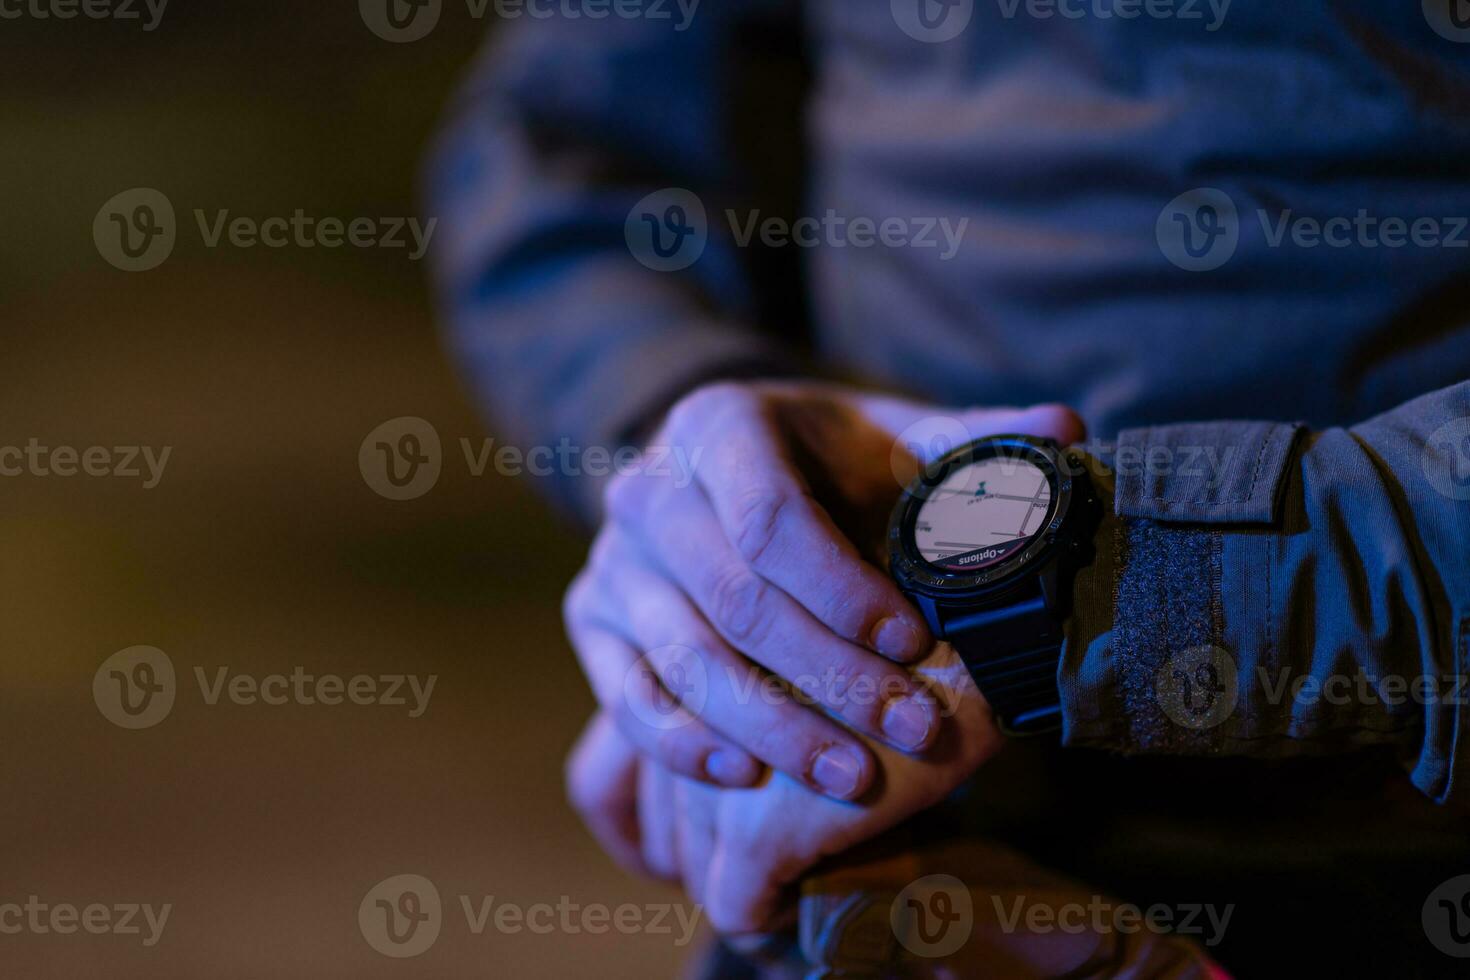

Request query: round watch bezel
[{"left": 887, "top": 435, "right": 1077, "bottom": 596}]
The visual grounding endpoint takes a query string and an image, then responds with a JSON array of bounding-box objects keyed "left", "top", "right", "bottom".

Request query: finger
[
  {"left": 638, "top": 762, "right": 680, "bottom": 882},
  {"left": 704, "top": 811, "right": 793, "bottom": 935},
  {"left": 613, "top": 478, "right": 942, "bottom": 758},
  {"left": 673, "top": 777, "right": 719, "bottom": 908},
  {"left": 604, "top": 552, "right": 880, "bottom": 802},
  {"left": 565, "top": 569, "right": 762, "bottom": 788},
  {"left": 670, "top": 390, "right": 931, "bottom": 663},
  {"left": 564, "top": 712, "right": 649, "bottom": 877},
  {"left": 568, "top": 622, "right": 764, "bottom": 789},
  {"left": 862, "top": 398, "right": 1088, "bottom": 459}
]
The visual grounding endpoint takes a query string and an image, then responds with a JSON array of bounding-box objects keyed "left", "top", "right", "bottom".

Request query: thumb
[
  {"left": 877, "top": 402, "right": 1085, "bottom": 475},
  {"left": 953, "top": 403, "right": 1086, "bottom": 448}
]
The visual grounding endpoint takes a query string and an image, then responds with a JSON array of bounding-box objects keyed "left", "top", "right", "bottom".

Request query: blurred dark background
[{"left": 0, "top": 6, "right": 692, "bottom": 977}]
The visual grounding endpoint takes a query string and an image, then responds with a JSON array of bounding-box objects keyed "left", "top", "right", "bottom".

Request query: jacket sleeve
[
  {"left": 1063, "top": 380, "right": 1470, "bottom": 803},
  {"left": 424, "top": 5, "right": 802, "bottom": 520}
]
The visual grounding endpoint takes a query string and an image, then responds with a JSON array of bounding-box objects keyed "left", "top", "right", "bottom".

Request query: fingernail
[
  {"left": 810, "top": 745, "right": 865, "bottom": 799},
  {"left": 882, "top": 696, "right": 936, "bottom": 752},
  {"left": 706, "top": 749, "right": 758, "bottom": 786},
  {"left": 872, "top": 617, "right": 923, "bottom": 660}
]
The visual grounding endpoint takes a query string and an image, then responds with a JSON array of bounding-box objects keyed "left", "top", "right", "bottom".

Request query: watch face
[{"left": 913, "top": 456, "right": 1055, "bottom": 573}]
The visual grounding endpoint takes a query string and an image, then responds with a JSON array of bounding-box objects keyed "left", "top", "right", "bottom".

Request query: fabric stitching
[{"left": 1126, "top": 424, "right": 1291, "bottom": 508}]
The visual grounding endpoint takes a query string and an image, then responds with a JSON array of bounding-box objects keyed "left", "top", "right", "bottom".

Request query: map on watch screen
[{"left": 913, "top": 456, "right": 1053, "bottom": 572}]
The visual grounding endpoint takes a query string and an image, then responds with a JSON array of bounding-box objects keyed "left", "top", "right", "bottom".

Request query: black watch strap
[{"left": 942, "top": 593, "right": 1064, "bottom": 736}]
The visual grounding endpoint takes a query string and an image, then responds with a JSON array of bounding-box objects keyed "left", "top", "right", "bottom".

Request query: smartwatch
[{"left": 886, "top": 435, "right": 1100, "bottom": 737}]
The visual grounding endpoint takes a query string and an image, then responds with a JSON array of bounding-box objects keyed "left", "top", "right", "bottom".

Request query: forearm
[
  {"left": 424, "top": 13, "right": 801, "bottom": 521},
  {"left": 1064, "top": 382, "right": 1470, "bottom": 802}
]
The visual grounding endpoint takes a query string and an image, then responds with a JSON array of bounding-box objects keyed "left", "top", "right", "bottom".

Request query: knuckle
[
  {"left": 562, "top": 572, "right": 594, "bottom": 625},
  {"left": 587, "top": 526, "right": 619, "bottom": 570},
  {"left": 705, "top": 899, "right": 754, "bottom": 937},
  {"left": 746, "top": 712, "right": 822, "bottom": 770},
  {"left": 668, "top": 382, "right": 755, "bottom": 438},
  {"left": 602, "top": 471, "right": 644, "bottom": 526},
  {"left": 815, "top": 660, "right": 887, "bottom": 730},
  {"left": 706, "top": 566, "right": 772, "bottom": 645},
  {"left": 730, "top": 488, "right": 797, "bottom": 568},
  {"left": 563, "top": 754, "right": 604, "bottom": 819},
  {"left": 654, "top": 727, "right": 706, "bottom": 777},
  {"left": 815, "top": 584, "right": 872, "bottom": 642}
]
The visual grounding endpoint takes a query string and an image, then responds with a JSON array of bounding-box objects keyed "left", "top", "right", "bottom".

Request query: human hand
[
  {"left": 562, "top": 380, "right": 1084, "bottom": 800},
  {"left": 567, "top": 639, "right": 1000, "bottom": 933}
]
